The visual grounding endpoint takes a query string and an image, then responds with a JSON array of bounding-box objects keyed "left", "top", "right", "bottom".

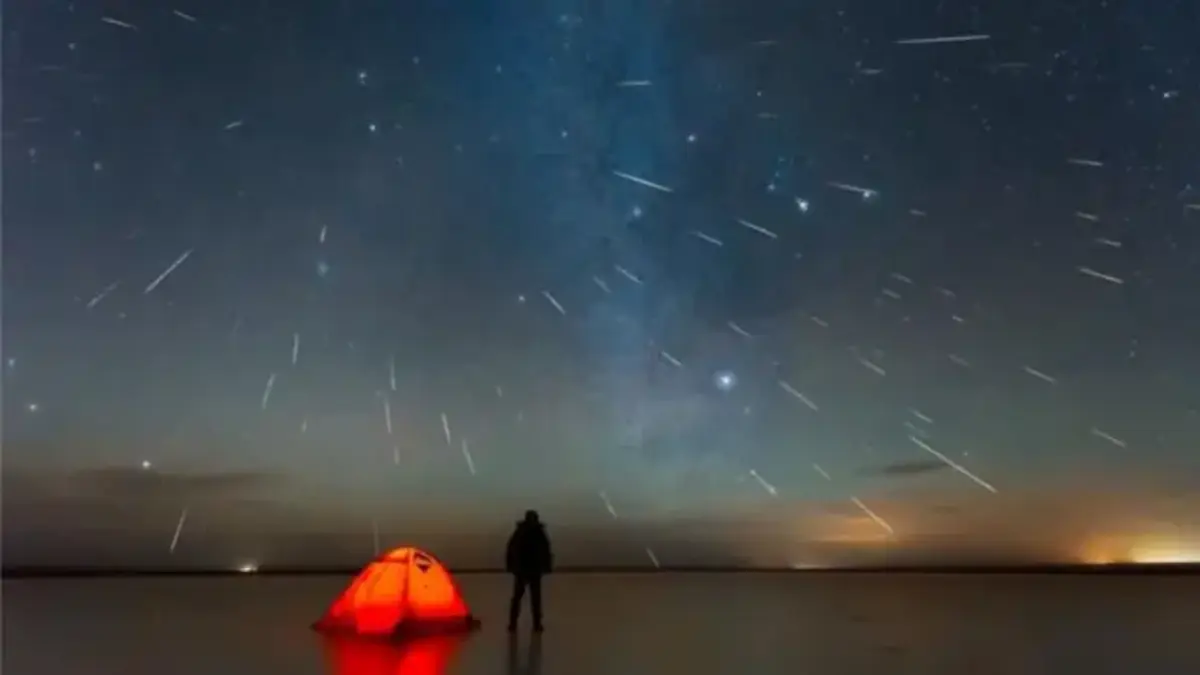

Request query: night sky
[{"left": 4, "top": 0, "right": 1200, "bottom": 569}]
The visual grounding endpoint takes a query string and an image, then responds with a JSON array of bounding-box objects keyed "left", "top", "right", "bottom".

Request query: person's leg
[
  {"left": 529, "top": 575, "right": 543, "bottom": 630},
  {"left": 507, "top": 576, "right": 526, "bottom": 630}
]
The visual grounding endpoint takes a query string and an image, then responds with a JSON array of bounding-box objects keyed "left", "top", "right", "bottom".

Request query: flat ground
[{"left": 4, "top": 573, "right": 1199, "bottom": 674}]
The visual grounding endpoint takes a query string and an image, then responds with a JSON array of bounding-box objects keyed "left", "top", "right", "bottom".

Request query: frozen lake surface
[{"left": 4, "top": 572, "right": 1199, "bottom": 674}]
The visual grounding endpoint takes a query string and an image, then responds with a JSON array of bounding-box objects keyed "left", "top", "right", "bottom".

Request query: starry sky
[{"left": 4, "top": 0, "right": 1200, "bottom": 569}]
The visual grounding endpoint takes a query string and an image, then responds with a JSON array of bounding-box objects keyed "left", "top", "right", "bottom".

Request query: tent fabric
[{"left": 314, "top": 547, "right": 477, "bottom": 637}]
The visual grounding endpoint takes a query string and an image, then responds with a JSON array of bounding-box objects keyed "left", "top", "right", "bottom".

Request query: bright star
[{"left": 714, "top": 371, "right": 737, "bottom": 392}]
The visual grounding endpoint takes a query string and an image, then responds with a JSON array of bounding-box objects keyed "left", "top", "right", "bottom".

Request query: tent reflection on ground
[
  {"left": 319, "top": 633, "right": 544, "bottom": 675},
  {"left": 320, "top": 634, "right": 468, "bottom": 675}
]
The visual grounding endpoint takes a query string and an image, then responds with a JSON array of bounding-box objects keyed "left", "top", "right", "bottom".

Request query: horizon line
[{"left": 4, "top": 563, "right": 1199, "bottom": 578}]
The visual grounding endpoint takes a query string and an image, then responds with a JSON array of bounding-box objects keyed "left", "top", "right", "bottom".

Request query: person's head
[{"left": 523, "top": 509, "right": 540, "bottom": 524}]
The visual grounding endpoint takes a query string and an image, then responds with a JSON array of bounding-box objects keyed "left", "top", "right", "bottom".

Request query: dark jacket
[{"left": 505, "top": 519, "right": 553, "bottom": 578}]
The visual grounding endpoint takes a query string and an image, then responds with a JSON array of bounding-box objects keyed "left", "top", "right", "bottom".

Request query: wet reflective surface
[{"left": 4, "top": 573, "right": 1199, "bottom": 675}]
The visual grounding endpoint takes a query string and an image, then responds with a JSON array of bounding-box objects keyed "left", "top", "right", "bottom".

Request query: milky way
[{"left": 3, "top": 1, "right": 1199, "bottom": 568}]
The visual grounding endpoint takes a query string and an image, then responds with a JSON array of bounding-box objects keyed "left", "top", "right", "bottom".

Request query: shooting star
[
  {"left": 86, "top": 281, "right": 120, "bottom": 309},
  {"left": 541, "top": 290, "right": 566, "bottom": 315},
  {"left": 261, "top": 373, "right": 277, "bottom": 410},
  {"left": 461, "top": 439, "right": 476, "bottom": 475},
  {"left": 659, "top": 351, "right": 683, "bottom": 368},
  {"left": 1067, "top": 158, "right": 1104, "bottom": 168},
  {"left": 690, "top": 230, "right": 724, "bottom": 246},
  {"left": 727, "top": 321, "right": 753, "bottom": 339},
  {"left": 1023, "top": 365, "right": 1058, "bottom": 384},
  {"left": 169, "top": 508, "right": 188, "bottom": 553},
  {"left": 441, "top": 413, "right": 452, "bottom": 446},
  {"left": 599, "top": 491, "right": 619, "bottom": 518},
  {"left": 172, "top": 9, "right": 197, "bottom": 22},
  {"left": 144, "top": 249, "right": 194, "bottom": 294},
  {"left": 827, "top": 181, "right": 878, "bottom": 199},
  {"left": 850, "top": 497, "right": 895, "bottom": 535},
  {"left": 910, "top": 408, "right": 934, "bottom": 425},
  {"left": 645, "top": 547, "right": 661, "bottom": 569},
  {"left": 895, "top": 34, "right": 990, "bottom": 45},
  {"left": 291, "top": 333, "right": 300, "bottom": 365},
  {"left": 859, "top": 358, "right": 887, "bottom": 376},
  {"left": 748, "top": 469, "right": 778, "bottom": 496},
  {"left": 592, "top": 276, "right": 611, "bottom": 294},
  {"left": 1090, "top": 427, "right": 1127, "bottom": 448},
  {"left": 102, "top": 16, "right": 139, "bottom": 30},
  {"left": 319, "top": 225, "right": 328, "bottom": 243},
  {"left": 614, "top": 265, "right": 644, "bottom": 285},
  {"left": 778, "top": 380, "right": 819, "bottom": 411},
  {"left": 612, "top": 170, "right": 673, "bottom": 193},
  {"left": 617, "top": 80, "right": 653, "bottom": 87},
  {"left": 736, "top": 218, "right": 779, "bottom": 239},
  {"left": 813, "top": 464, "right": 832, "bottom": 481},
  {"left": 909, "top": 436, "right": 997, "bottom": 493},
  {"left": 383, "top": 396, "right": 393, "bottom": 435},
  {"left": 1077, "top": 266, "right": 1124, "bottom": 285}
]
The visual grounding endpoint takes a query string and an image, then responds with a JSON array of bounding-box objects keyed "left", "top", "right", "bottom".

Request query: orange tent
[{"left": 314, "top": 547, "right": 480, "bottom": 638}]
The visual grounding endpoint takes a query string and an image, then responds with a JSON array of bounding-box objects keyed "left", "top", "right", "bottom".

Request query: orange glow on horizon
[
  {"left": 1129, "top": 547, "right": 1200, "bottom": 564},
  {"left": 1078, "top": 533, "right": 1200, "bottom": 565}
]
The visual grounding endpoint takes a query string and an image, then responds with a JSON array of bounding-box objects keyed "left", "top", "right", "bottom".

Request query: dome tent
[{"left": 314, "top": 546, "right": 481, "bottom": 638}]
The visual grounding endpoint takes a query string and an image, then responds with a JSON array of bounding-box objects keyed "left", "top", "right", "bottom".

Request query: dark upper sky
[{"left": 3, "top": 0, "right": 1199, "bottom": 568}]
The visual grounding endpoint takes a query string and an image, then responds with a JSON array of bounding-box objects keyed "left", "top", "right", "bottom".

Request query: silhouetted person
[{"left": 506, "top": 510, "right": 552, "bottom": 632}]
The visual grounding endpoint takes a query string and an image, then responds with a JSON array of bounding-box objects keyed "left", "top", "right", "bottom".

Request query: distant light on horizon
[
  {"left": 236, "top": 562, "right": 260, "bottom": 573},
  {"left": 1129, "top": 546, "right": 1200, "bottom": 565},
  {"left": 1080, "top": 536, "right": 1200, "bottom": 565}
]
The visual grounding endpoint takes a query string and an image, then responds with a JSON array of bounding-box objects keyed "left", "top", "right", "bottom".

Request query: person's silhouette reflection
[{"left": 505, "top": 633, "right": 543, "bottom": 675}]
